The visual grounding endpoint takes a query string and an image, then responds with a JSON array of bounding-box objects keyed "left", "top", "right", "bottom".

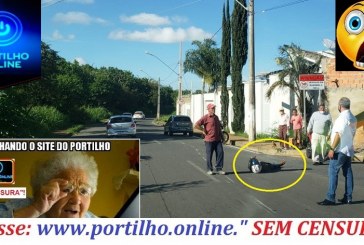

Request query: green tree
[
  {"left": 184, "top": 39, "right": 220, "bottom": 93},
  {"left": 231, "top": 0, "right": 248, "bottom": 133},
  {"left": 265, "top": 43, "right": 322, "bottom": 122},
  {"left": 220, "top": 0, "right": 231, "bottom": 129}
]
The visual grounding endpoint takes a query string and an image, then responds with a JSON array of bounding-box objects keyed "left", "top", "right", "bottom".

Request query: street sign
[{"left": 299, "top": 74, "right": 325, "bottom": 90}]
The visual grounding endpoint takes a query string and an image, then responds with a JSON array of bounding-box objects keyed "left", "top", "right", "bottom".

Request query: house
[{"left": 180, "top": 49, "right": 364, "bottom": 140}]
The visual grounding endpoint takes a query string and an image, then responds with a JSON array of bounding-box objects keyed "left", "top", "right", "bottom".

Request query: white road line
[
  {"left": 153, "top": 140, "right": 162, "bottom": 145},
  {"left": 225, "top": 176, "right": 235, "bottom": 183},
  {"left": 255, "top": 198, "right": 276, "bottom": 214},
  {"left": 186, "top": 160, "right": 220, "bottom": 183}
]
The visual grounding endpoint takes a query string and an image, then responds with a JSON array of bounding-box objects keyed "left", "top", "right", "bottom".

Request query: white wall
[{"left": 181, "top": 73, "right": 299, "bottom": 136}]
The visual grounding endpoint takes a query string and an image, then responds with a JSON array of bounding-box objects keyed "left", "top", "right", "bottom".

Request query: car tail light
[{"left": 131, "top": 123, "right": 136, "bottom": 128}]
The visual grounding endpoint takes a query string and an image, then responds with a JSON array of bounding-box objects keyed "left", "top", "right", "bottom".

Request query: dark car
[{"left": 163, "top": 115, "right": 193, "bottom": 136}]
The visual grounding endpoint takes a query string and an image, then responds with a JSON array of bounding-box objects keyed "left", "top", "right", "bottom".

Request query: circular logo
[
  {"left": 0, "top": 162, "right": 3, "bottom": 173},
  {"left": 0, "top": 11, "right": 23, "bottom": 47}
]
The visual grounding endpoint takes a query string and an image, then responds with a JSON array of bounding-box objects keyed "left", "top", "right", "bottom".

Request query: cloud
[
  {"left": 53, "top": 11, "right": 107, "bottom": 25},
  {"left": 108, "top": 27, "right": 212, "bottom": 43},
  {"left": 51, "top": 30, "right": 75, "bottom": 41},
  {"left": 120, "top": 13, "right": 171, "bottom": 26},
  {"left": 74, "top": 57, "right": 87, "bottom": 65}
]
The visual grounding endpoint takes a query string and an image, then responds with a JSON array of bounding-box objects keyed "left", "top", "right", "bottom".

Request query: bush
[
  {"left": 28, "top": 106, "right": 68, "bottom": 135},
  {"left": 81, "top": 106, "right": 112, "bottom": 123}
]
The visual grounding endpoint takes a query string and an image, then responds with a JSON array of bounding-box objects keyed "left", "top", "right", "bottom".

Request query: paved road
[{"left": 76, "top": 119, "right": 364, "bottom": 218}]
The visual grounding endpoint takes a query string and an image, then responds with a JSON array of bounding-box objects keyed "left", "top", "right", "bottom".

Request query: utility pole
[
  {"left": 157, "top": 77, "right": 160, "bottom": 120},
  {"left": 235, "top": 0, "right": 255, "bottom": 141},
  {"left": 145, "top": 50, "right": 181, "bottom": 115},
  {"left": 178, "top": 42, "right": 183, "bottom": 115},
  {"left": 248, "top": 0, "right": 256, "bottom": 141}
]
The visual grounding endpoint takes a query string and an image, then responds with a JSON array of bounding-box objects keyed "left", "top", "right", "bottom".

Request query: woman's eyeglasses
[{"left": 62, "top": 183, "right": 92, "bottom": 197}]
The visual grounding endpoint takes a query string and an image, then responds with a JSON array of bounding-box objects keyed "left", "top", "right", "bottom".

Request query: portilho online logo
[{"left": 0, "top": 11, "right": 23, "bottom": 47}]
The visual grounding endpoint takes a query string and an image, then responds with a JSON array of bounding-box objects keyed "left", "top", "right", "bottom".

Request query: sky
[{"left": 41, "top": 0, "right": 335, "bottom": 92}]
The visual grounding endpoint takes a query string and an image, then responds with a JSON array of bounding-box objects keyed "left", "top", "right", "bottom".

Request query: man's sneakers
[
  {"left": 317, "top": 199, "right": 336, "bottom": 206},
  {"left": 206, "top": 170, "right": 226, "bottom": 175},
  {"left": 217, "top": 170, "right": 226, "bottom": 175},
  {"left": 338, "top": 197, "right": 352, "bottom": 204}
]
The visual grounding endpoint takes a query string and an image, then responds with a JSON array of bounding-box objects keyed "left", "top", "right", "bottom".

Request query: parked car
[
  {"left": 132, "top": 111, "right": 145, "bottom": 120},
  {"left": 122, "top": 112, "right": 133, "bottom": 117},
  {"left": 163, "top": 115, "right": 193, "bottom": 136},
  {"left": 106, "top": 115, "right": 136, "bottom": 137}
]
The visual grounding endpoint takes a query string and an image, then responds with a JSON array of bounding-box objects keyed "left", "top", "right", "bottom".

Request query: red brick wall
[{"left": 324, "top": 58, "right": 364, "bottom": 90}]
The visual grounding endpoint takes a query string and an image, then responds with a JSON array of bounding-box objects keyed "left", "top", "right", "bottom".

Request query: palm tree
[
  {"left": 184, "top": 39, "right": 220, "bottom": 93},
  {"left": 266, "top": 43, "right": 322, "bottom": 119}
]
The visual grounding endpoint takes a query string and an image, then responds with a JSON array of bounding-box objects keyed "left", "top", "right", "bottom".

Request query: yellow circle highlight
[{"left": 232, "top": 138, "right": 307, "bottom": 192}]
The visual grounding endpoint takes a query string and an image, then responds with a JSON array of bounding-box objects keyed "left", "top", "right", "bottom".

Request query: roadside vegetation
[{"left": 0, "top": 42, "right": 177, "bottom": 138}]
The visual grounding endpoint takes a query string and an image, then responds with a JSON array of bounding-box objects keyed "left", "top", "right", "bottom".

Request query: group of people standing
[
  {"left": 278, "top": 102, "right": 333, "bottom": 165},
  {"left": 277, "top": 107, "right": 304, "bottom": 150},
  {"left": 275, "top": 97, "right": 357, "bottom": 206},
  {"left": 195, "top": 97, "right": 357, "bottom": 206}
]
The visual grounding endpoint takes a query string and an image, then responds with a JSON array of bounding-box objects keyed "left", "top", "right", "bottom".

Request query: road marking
[
  {"left": 225, "top": 176, "right": 235, "bottom": 183},
  {"left": 153, "top": 140, "right": 162, "bottom": 145},
  {"left": 254, "top": 198, "right": 276, "bottom": 214},
  {"left": 186, "top": 160, "right": 220, "bottom": 183}
]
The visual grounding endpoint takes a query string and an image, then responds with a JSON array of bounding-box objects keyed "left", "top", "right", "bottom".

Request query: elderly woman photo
[{"left": 0, "top": 151, "right": 99, "bottom": 218}]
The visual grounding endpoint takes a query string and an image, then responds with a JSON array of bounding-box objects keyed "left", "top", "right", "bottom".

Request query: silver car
[
  {"left": 132, "top": 111, "right": 145, "bottom": 120},
  {"left": 106, "top": 115, "right": 136, "bottom": 137}
]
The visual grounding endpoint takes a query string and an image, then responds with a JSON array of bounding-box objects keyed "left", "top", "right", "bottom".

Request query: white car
[
  {"left": 132, "top": 111, "right": 145, "bottom": 120},
  {"left": 106, "top": 115, "right": 136, "bottom": 137}
]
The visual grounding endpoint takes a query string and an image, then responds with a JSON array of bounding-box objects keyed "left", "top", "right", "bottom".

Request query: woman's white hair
[{"left": 31, "top": 151, "right": 99, "bottom": 196}]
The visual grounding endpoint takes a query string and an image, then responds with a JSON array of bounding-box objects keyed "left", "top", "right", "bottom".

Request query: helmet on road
[{"left": 249, "top": 157, "right": 262, "bottom": 174}]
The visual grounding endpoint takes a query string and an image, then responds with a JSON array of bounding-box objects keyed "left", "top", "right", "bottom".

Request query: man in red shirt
[{"left": 194, "top": 103, "right": 225, "bottom": 175}]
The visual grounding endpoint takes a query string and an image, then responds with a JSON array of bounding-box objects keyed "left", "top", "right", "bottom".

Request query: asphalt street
[{"left": 75, "top": 119, "right": 364, "bottom": 218}]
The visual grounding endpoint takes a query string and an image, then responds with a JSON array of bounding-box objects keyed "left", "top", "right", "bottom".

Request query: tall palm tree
[
  {"left": 184, "top": 39, "right": 220, "bottom": 93},
  {"left": 266, "top": 43, "right": 322, "bottom": 118}
]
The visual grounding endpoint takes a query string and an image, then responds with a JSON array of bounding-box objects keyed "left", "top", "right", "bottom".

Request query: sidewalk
[
  {"left": 227, "top": 133, "right": 364, "bottom": 163},
  {"left": 193, "top": 130, "right": 364, "bottom": 162},
  {"left": 227, "top": 134, "right": 304, "bottom": 158}
]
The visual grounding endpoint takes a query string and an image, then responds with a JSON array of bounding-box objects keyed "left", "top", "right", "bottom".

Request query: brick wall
[
  {"left": 324, "top": 58, "right": 364, "bottom": 90},
  {"left": 323, "top": 58, "right": 364, "bottom": 152}
]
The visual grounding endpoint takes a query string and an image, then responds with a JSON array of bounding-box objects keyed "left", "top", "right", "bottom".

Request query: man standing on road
[
  {"left": 194, "top": 103, "right": 225, "bottom": 175},
  {"left": 307, "top": 103, "right": 332, "bottom": 165},
  {"left": 318, "top": 97, "right": 357, "bottom": 206}
]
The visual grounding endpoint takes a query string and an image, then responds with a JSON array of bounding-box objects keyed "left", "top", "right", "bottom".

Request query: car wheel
[
  {"left": 168, "top": 131, "right": 173, "bottom": 136},
  {"left": 189, "top": 132, "right": 193, "bottom": 136},
  {"left": 183, "top": 132, "right": 187, "bottom": 136},
  {"left": 164, "top": 131, "right": 167, "bottom": 135}
]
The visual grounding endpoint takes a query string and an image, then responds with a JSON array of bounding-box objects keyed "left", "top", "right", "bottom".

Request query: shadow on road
[
  {"left": 141, "top": 155, "right": 151, "bottom": 160},
  {"left": 141, "top": 180, "right": 207, "bottom": 194}
]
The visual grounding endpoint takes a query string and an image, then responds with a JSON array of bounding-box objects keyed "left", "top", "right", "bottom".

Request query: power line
[
  {"left": 209, "top": 0, "right": 312, "bottom": 41},
  {"left": 42, "top": 0, "right": 66, "bottom": 8},
  {"left": 158, "top": 0, "right": 205, "bottom": 14},
  {"left": 260, "top": 0, "right": 311, "bottom": 13}
]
